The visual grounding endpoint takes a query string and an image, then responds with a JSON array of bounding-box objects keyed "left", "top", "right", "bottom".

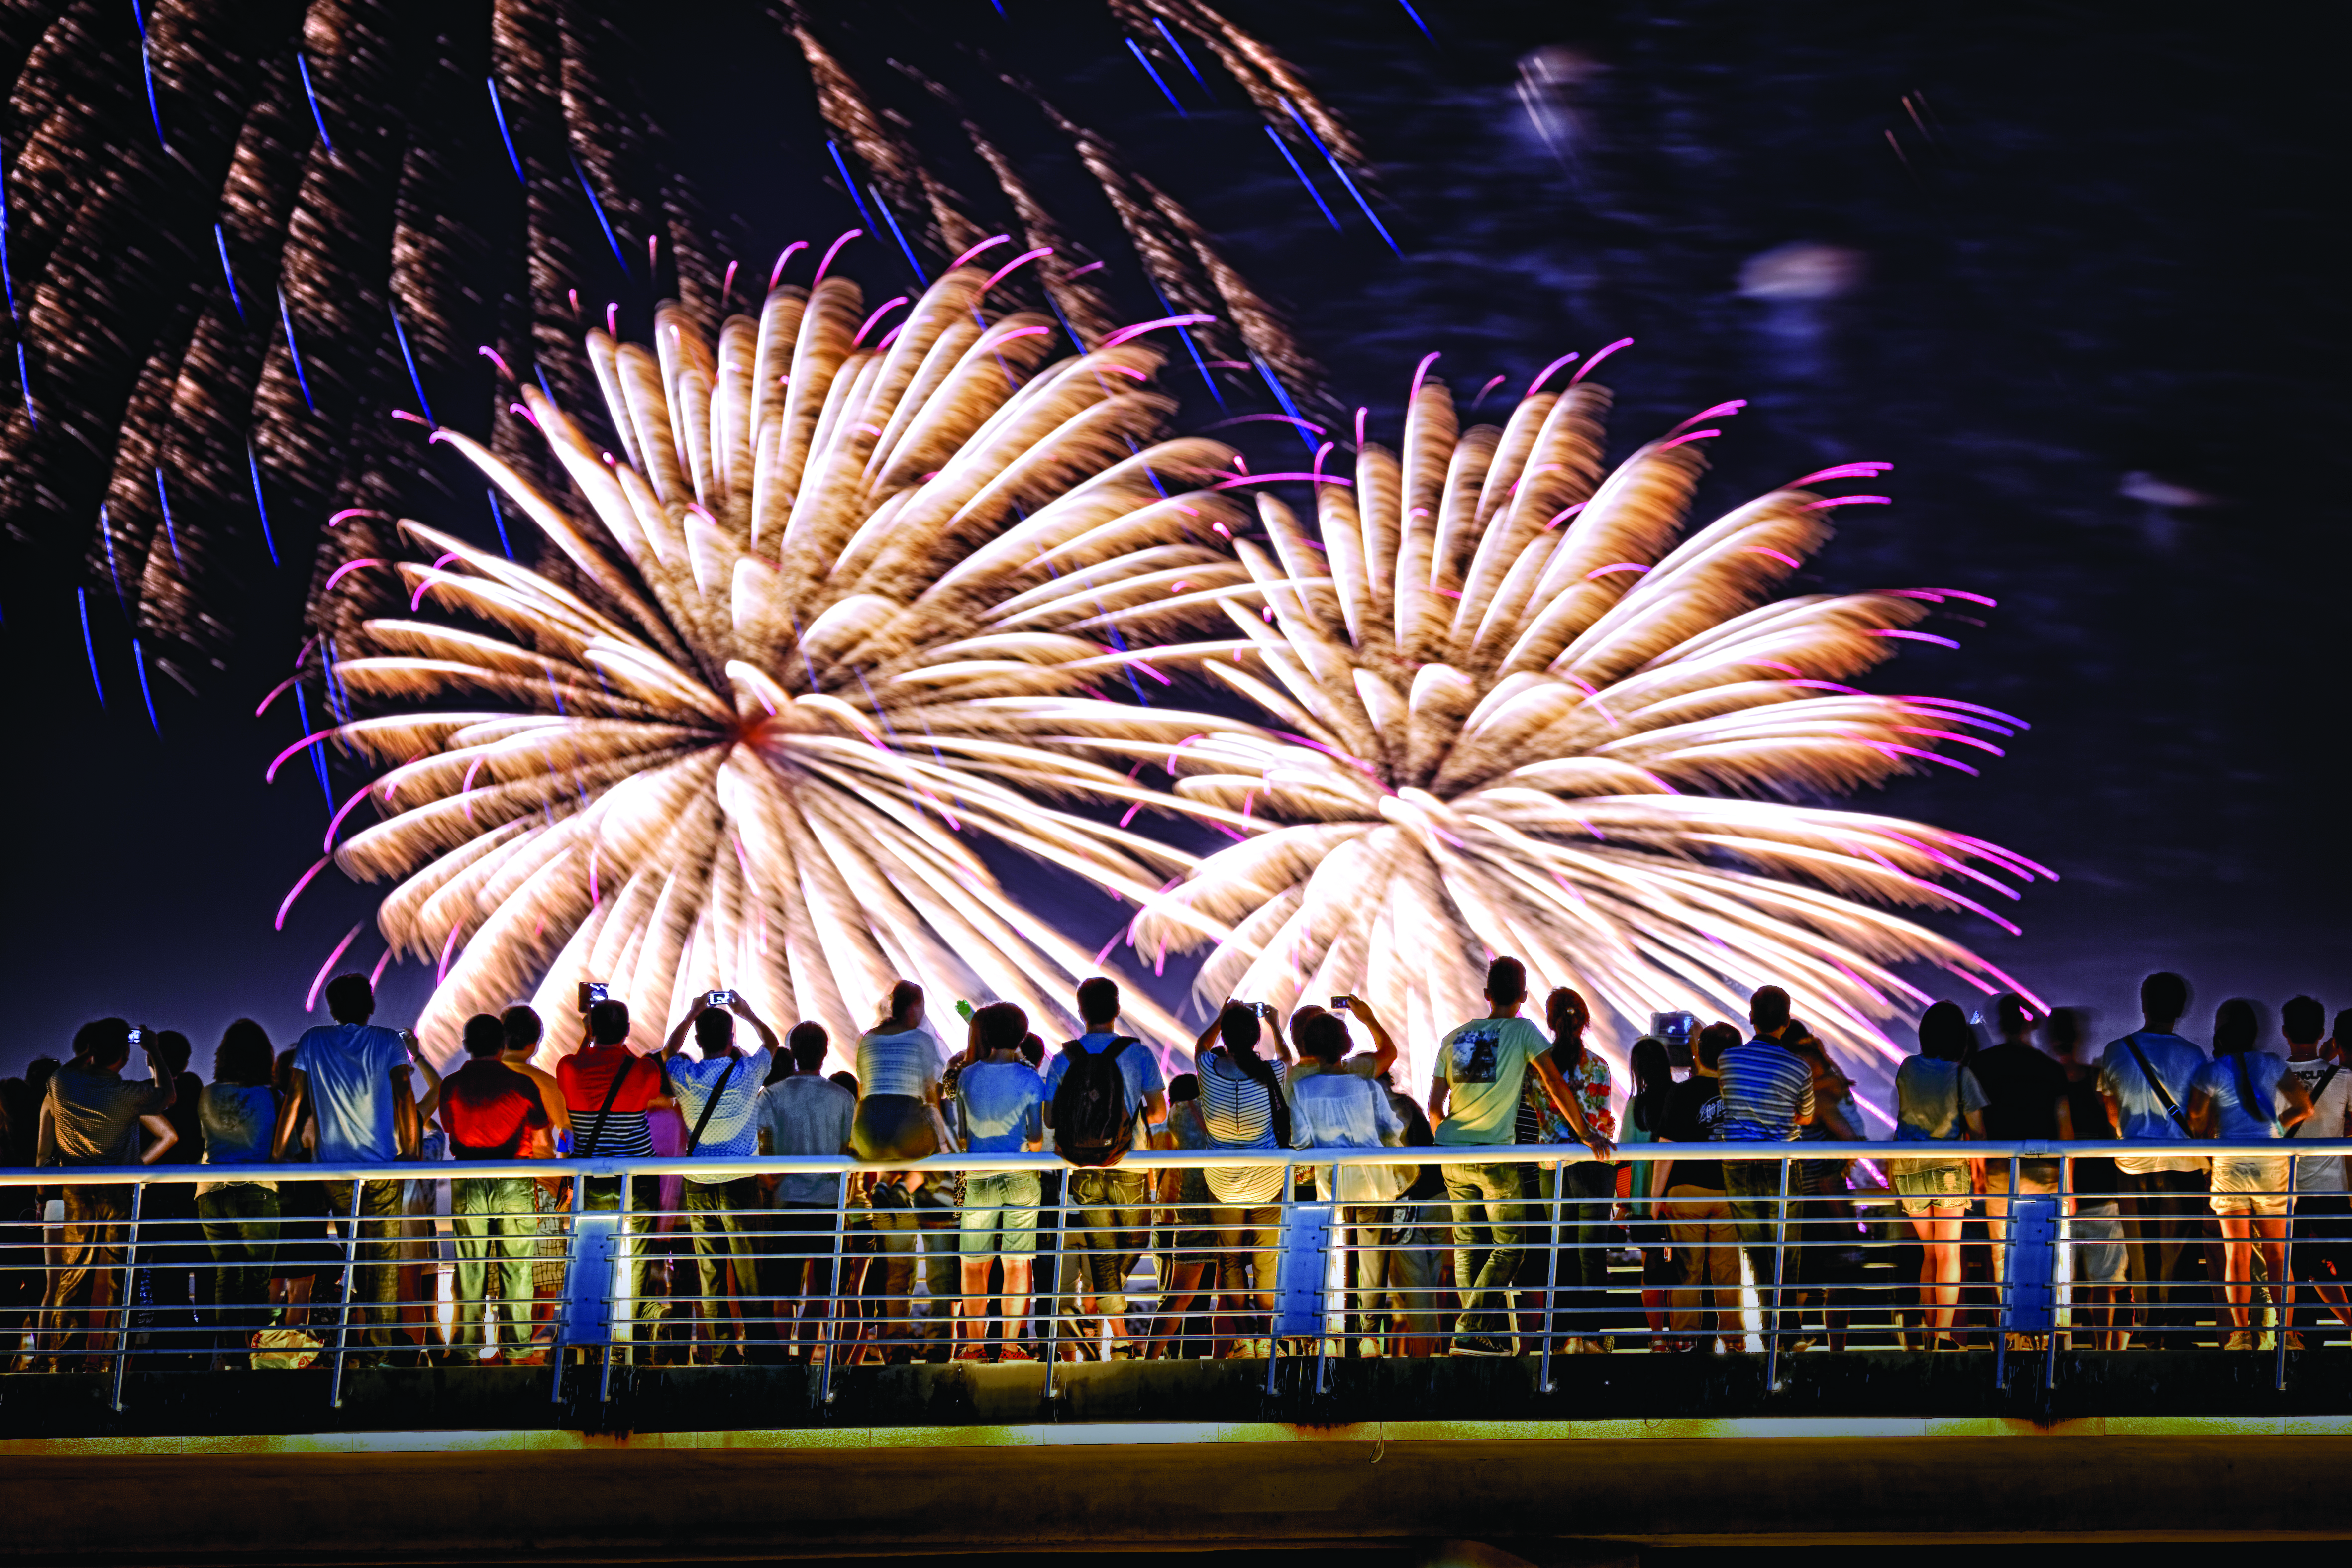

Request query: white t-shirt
[
  {"left": 2285, "top": 1055, "right": 2352, "bottom": 1193},
  {"left": 290, "top": 1022, "right": 412, "bottom": 1164}
]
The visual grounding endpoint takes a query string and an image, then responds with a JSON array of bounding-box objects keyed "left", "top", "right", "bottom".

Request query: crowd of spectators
[{"left": 2, "top": 961, "right": 2346, "bottom": 1371}]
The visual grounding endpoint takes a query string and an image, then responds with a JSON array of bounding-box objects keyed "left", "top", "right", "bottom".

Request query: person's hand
[
  {"left": 728, "top": 993, "right": 755, "bottom": 1021},
  {"left": 1339, "top": 995, "right": 1379, "bottom": 1027},
  {"left": 687, "top": 993, "right": 711, "bottom": 1020},
  {"left": 1585, "top": 1133, "right": 1616, "bottom": 1162}
]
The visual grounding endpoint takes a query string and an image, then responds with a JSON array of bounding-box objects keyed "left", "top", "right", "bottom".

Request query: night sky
[{"left": 2, "top": 1, "right": 2343, "bottom": 1082}]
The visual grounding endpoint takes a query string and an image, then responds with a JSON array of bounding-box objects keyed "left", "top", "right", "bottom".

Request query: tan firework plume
[
  {"left": 1118, "top": 364, "right": 2051, "bottom": 1095},
  {"left": 307, "top": 262, "right": 1268, "bottom": 1061}
]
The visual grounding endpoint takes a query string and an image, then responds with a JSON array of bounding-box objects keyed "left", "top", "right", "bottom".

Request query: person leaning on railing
[
  {"left": 195, "top": 1020, "right": 280, "bottom": 1371},
  {"left": 1887, "top": 1002, "right": 1986, "bottom": 1352},
  {"left": 2048, "top": 1006, "right": 2128, "bottom": 1350},
  {"left": 28, "top": 1018, "right": 179, "bottom": 1371},
  {"left": 270, "top": 973, "right": 418, "bottom": 1367},
  {"left": 1287, "top": 1007, "right": 1405, "bottom": 1357},
  {"left": 2097, "top": 972, "right": 2211, "bottom": 1348},
  {"left": 1653, "top": 1021, "right": 1740, "bottom": 1353},
  {"left": 2188, "top": 998, "right": 2313, "bottom": 1351},
  {"left": 1514, "top": 987, "right": 1618, "bottom": 1355},
  {"left": 1711, "top": 987, "right": 1817, "bottom": 1353},
  {"left": 438, "top": 1013, "right": 552, "bottom": 1364},
  {"left": 555, "top": 999, "right": 671, "bottom": 1358},
  {"left": 2282, "top": 1003, "right": 2352, "bottom": 1339},
  {"left": 1042, "top": 976, "right": 1168, "bottom": 1359},
  {"left": 750, "top": 1021, "right": 854, "bottom": 1364},
  {"left": 1191, "top": 1000, "right": 1299, "bottom": 1358},
  {"left": 662, "top": 993, "right": 781, "bottom": 1365},
  {"left": 951, "top": 1003, "right": 1046, "bottom": 1363},
  {"left": 1426, "top": 957, "right": 1611, "bottom": 1358}
]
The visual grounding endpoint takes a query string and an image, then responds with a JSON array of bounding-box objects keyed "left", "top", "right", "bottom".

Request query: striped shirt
[
  {"left": 556, "top": 1046, "right": 665, "bottom": 1159},
  {"left": 1195, "top": 1049, "right": 1293, "bottom": 1204},
  {"left": 1716, "top": 1037, "right": 1815, "bottom": 1142},
  {"left": 667, "top": 1047, "right": 773, "bottom": 1181}
]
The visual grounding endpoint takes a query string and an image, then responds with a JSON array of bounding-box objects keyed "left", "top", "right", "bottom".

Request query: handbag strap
[
  {"left": 2123, "top": 1035, "right": 2193, "bottom": 1134},
  {"left": 685, "top": 1056, "right": 739, "bottom": 1154},
  {"left": 574, "top": 1049, "right": 634, "bottom": 1160},
  {"left": 2232, "top": 1052, "right": 2283, "bottom": 1139}
]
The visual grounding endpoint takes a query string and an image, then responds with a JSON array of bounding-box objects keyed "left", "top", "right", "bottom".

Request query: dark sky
[{"left": 3, "top": 0, "right": 2345, "bottom": 1079}]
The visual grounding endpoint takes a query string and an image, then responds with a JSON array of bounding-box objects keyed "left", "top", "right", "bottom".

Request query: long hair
[
  {"left": 1218, "top": 1001, "right": 1291, "bottom": 1147},
  {"left": 1630, "top": 1036, "right": 1674, "bottom": 1136},
  {"left": 1545, "top": 986, "right": 1592, "bottom": 1072},
  {"left": 212, "top": 1020, "right": 275, "bottom": 1088},
  {"left": 1917, "top": 1001, "right": 1972, "bottom": 1063}
]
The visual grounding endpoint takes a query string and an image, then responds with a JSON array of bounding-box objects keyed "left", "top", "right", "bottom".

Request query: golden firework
[{"left": 311, "top": 263, "right": 1266, "bottom": 1059}]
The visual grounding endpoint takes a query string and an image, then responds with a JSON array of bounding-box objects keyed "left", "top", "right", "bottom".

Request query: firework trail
[
  {"left": 1117, "top": 369, "right": 2051, "bottom": 1091},
  {"left": 310, "top": 260, "right": 1277, "bottom": 1061}
]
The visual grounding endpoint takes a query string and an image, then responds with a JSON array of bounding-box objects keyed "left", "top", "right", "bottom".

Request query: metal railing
[{"left": 6, "top": 1139, "right": 2348, "bottom": 1409}]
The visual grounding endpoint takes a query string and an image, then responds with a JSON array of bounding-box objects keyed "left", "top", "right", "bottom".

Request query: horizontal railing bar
[{"left": 8, "top": 1138, "right": 2350, "bottom": 1184}]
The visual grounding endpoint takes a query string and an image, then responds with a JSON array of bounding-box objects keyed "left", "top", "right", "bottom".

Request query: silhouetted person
[
  {"left": 196, "top": 1020, "right": 279, "bottom": 1369},
  {"left": 2283, "top": 1000, "right": 2352, "bottom": 1337},
  {"left": 1716, "top": 986, "right": 1818, "bottom": 1351},
  {"left": 2049, "top": 1007, "right": 2126, "bottom": 1348},
  {"left": 271, "top": 973, "right": 420, "bottom": 1364},
  {"left": 34, "top": 1020, "right": 178, "bottom": 1369},
  {"left": 441, "top": 1013, "right": 552, "bottom": 1360},
  {"left": 2188, "top": 999, "right": 2312, "bottom": 1350},
  {"left": 2097, "top": 972, "right": 2209, "bottom": 1347}
]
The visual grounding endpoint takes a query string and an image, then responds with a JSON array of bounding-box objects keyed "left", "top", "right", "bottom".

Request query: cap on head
[
  {"left": 1749, "top": 986, "right": 1792, "bottom": 1034},
  {"left": 462, "top": 1013, "right": 507, "bottom": 1058},
  {"left": 1075, "top": 976, "right": 1120, "bottom": 1027},
  {"left": 323, "top": 973, "right": 374, "bottom": 1024}
]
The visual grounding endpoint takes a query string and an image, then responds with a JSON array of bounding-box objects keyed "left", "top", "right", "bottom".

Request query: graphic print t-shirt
[{"left": 1432, "top": 1015, "right": 1552, "bottom": 1146}]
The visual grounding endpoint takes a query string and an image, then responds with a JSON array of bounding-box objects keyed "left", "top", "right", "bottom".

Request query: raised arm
[
  {"left": 728, "top": 995, "right": 781, "bottom": 1056},
  {"left": 662, "top": 996, "right": 709, "bottom": 1059},
  {"left": 405, "top": 1036, "right": 445, "bottom": 1121},
  {"left": 1338, "top": 997, "right": 1400, "bottom": 1077},
  {"left": 144, "top": 1042, "right": 178, "bottom": 1113}
]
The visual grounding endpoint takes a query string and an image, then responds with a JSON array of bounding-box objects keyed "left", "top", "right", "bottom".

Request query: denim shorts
[
  {"left": 1891, "top": 1162, "right": 1971, "bottom": 1217},
  {"left": 958, "top": 1171, "right": 1042, "bottom": 1256}
]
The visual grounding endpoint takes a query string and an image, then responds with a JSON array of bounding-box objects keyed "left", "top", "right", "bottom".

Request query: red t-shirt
[
  {"left": 556, "top": 1045, "right": 665, "bottom": 1158},
  {"left": 438, "top": 1060, "right": 550, "bottom": 1159}
]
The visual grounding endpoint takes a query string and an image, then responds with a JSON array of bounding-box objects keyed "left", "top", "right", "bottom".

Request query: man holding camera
[{"left": 662, "top": 991, "right": 780, "bottom": 1363}]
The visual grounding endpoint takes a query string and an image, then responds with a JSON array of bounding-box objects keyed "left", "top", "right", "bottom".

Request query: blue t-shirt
[
  {"left": 1044, "top": 1032, "right": 1167, "bottom": 1152},
  {"left": 2192, "top": 1052, "right": 2292, "bottom": 1143},
  {"left": 667, "top": 1047, "right": 773, "bottom": 1181},
  {"left": 200, "top": 1083, "right": 278, "bottom": 1168},
  {"left": 291, "top": 1022, "right": 412, "bottom": 1163},
  {"left": 956, "top": 1058, "right": 1046, "bottom": 1154}
]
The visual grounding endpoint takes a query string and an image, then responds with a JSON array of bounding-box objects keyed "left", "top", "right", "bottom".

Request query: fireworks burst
[
  {"left": 309, "top": 261, "right": 1267, "bottom": 1058},
  {"left": 1119, "top": 369, "right": 2051, "bottom": 1090}
]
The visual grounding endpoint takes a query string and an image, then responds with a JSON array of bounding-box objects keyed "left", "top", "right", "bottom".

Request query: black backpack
[{"left": 1052, "top": 1036, "right": 1137, "bottom": 1167}]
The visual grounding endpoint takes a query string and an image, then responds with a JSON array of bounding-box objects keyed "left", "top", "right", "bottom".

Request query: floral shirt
[{"left": 1515, "top": 1043, "right": 1616, "bottom": 1144}]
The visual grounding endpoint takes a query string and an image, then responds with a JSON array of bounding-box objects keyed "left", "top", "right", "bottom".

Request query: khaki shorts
[{"left": 2209, "top": 1156, "right": 2291, "bottom": 1217}]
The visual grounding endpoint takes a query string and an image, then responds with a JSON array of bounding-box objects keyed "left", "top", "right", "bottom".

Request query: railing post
[
  {"left": 1765, "top": 1155, "right": 1790, "bottom": 1385},
  {"left": 108, "top": 1179, "right": 144, "bottom": 1412},
  {"left": 551, "top": 1169, "right": 587, "bottom": 1404},
  {"left": 1538, "top": 1159, "right": 1563, "bottom": 1393},
  {"left": 600, "top": 1173, "right": 631, "bottom": 1404},
  {"left": 819, "top": 1174, "right": 846, "bottom": 1408},
  {"left": 2275, "top": 1167, "right": 2294, "bottom": 1392},
  {"left": 2045, "top": 1155, "right": 2066, "bottom": 1391},
  {"left": 1043, "top": 1177, "right": 1067, "bottom": 1400},
  {"left": 1996, "top": 1152, "right": 2019, "bottom": 1387},
  {"left": 329, "top": 1178, "right": 364, "bottom": 1409},
  {"left": 1267, "top": 1163, "right": 1293, "bottom": 1396}
]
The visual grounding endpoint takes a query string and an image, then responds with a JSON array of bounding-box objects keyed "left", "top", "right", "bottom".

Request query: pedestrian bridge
[{"left": 5, "top": 1143, "right": 2348, "bottom": 1558}]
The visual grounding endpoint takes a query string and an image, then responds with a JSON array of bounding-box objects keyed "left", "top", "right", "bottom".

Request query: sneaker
[
  {"left": 997, "top": 1343, "right": 1035, "bottom": 1362},
  {"left": 1224, "top": 1337, "right": 1270, "bottom": 1358},
  {"left": 1450, "top": 1334, "right": 1513, "bottom": 1356},
  {"left": 2224, "top": 1331, "right": 2256, "bottom": 1352},
  {"left": 953, "top": 1345, "right": 988, "bottom": 1361},
  {"left": 2284, "top": 1332, "right": 2307, "bottom": 1352}
]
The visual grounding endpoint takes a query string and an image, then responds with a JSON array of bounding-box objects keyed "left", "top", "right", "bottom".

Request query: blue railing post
[{"left": 108, "top": 1178, "right": 144, "bottom": 1412}]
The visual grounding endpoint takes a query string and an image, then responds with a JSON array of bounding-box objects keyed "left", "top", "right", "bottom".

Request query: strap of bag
[
  {"left": 2294, "top": 1062, "right": 2342, "bottom": 1135},
  {"left": 685, "top": 1056, "right": 739, "bottom": 1154},
  {"left": 574, "top": 1050, "right": 634, "bottom": 1160},
  {"left": 2123, "top": 1036, "right": 2193, "bottom": 1134}
]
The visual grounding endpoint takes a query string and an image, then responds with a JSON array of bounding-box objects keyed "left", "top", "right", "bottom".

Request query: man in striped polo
[{"left": 1717, "top": 986, "right": 1817, "bottom": 1351}]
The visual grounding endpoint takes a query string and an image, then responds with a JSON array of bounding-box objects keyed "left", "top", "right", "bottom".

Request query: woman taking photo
[
  {"left": 1888, "top": 1002, "right": 1987, "bottom": 1350},
  {"left": 2189, "top": 998, "right": 2313, "bottom": 1350}
]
